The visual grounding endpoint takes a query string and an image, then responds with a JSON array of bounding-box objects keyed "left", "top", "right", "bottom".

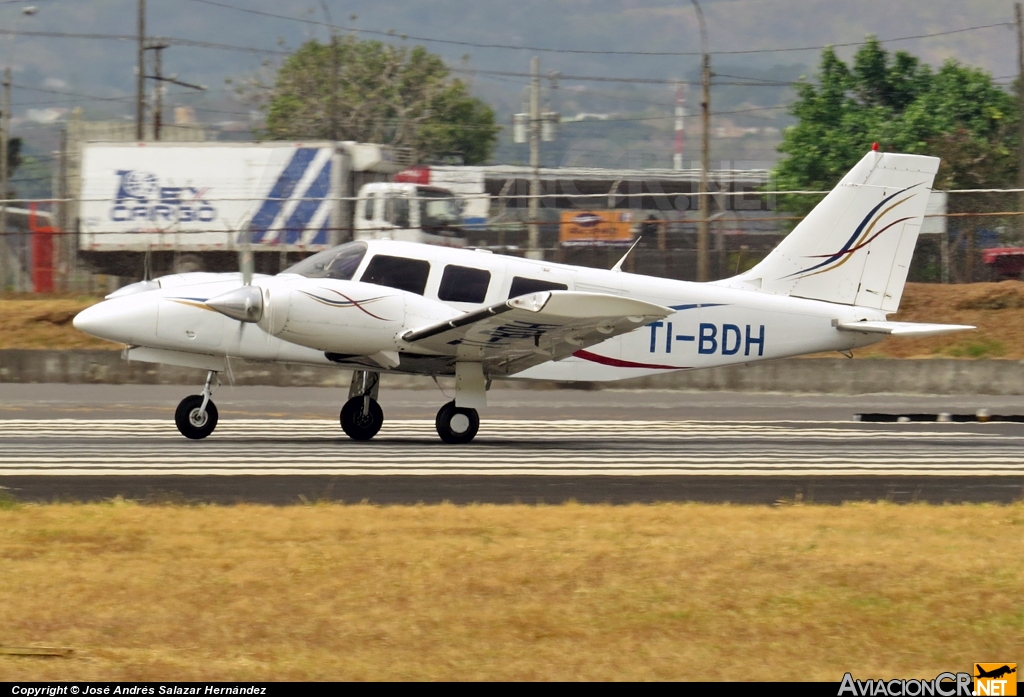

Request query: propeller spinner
[{"left": 206, "top": 286, "right": 263, "bottom": 323}]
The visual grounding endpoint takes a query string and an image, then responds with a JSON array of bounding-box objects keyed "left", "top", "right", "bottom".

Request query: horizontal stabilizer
[
  {"left": 403, "top": 291, "right": 672, "bottom": 376},
  {"left": 835, "top": 320, "right": 975, "bottom": 338}
]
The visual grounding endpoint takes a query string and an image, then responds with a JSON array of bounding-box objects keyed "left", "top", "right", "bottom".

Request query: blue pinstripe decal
[
  {"left": 669, "top": 303, "right": 725, "bottom": 310},
  {"left": 783, "top": 183, "right": 921, "bottom": 279}
]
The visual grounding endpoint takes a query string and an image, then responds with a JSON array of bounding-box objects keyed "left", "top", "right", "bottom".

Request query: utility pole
[
  {"left": 0, "top": 67, "right": 10, "bottom": 288},
  {"left": 57, "top": 126, "right": 68, "bottom": 291},
  {"left": 136, "top": 0, "right": 146, "bottom": 141},
  {"left": 143, "top": 39, "right": 204, "bottom": 142},
  {"left": 329, "top": 32, "right": 340, "bottom": 140},
  {"left": 692, "top": 0, "right": 711, "bottom": 282},
  {"left": 319, "top": 1, "right": 340, "bottom": 140},
  {"left": 527, "top": 56, "right": 541, "bottom": 260},
  {"left": 148, "top": 40, "right": 170, "bottom": 140},
  {"left": 1016, "top": 3, "right": 1024, "bottom": 230}
]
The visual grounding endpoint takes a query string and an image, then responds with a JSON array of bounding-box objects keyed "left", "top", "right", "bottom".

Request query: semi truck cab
[{"left": 354, "top": 182, "right": 468, "bottom": 247}]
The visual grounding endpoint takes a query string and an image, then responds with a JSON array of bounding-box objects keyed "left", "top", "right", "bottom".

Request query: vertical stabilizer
[{"left": 714, "top": 151, "right": 939, "bottom": 312}]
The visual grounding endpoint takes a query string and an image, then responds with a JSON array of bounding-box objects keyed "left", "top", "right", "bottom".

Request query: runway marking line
[{"left": 1, "top": 418, "right": 1022, "bottom": 477}]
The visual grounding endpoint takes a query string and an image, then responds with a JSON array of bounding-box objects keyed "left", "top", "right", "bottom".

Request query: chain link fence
[{"left": 3, "top": 189, "right": 1024, "bottom": 293}]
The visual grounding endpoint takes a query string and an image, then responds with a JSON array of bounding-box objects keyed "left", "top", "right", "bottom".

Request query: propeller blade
[
  {"left": 238, "top": 227, "right": 254, "bottom": 286},
  {"left": 224, "top": 354, "right": 236, "bottom": 387},
  {"left": 241, "top": 248, "right": 254, "bottom": 286}
]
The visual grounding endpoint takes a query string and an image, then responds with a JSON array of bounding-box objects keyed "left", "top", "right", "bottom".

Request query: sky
[{"left": 0, "top": 0, "right": 1017, "bottom": 170}]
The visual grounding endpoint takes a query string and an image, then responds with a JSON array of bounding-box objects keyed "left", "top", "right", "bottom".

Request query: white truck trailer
[{"left": 76, "top": 141, "right": 473, "bottom": 275}]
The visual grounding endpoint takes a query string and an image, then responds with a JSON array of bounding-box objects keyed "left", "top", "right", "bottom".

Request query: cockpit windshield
[{"left": 281, "top": 241, "right": 367, "bottom": 280}]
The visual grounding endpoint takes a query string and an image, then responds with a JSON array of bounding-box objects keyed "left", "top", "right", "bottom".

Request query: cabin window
[
  {"left": 360, "top": 254, "right": 431, "bottom": 295},
  {"left": 438, "top": 265, "right": 491, "bottom": 304},
  {"left": 282, "top": 241, "right": 367, "bottom": 280},
  {"left": 509, "top": 276, "right": 568, "bottom": 299}
]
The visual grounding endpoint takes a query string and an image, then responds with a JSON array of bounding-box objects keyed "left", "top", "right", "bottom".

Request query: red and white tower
[{"left": 673, "top": 82, "right": 686, "bottom": 170}]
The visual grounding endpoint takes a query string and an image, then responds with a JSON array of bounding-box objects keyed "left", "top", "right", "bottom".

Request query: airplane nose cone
[{"left": 73, "top": 297, "right": 159, "bottom": 345}]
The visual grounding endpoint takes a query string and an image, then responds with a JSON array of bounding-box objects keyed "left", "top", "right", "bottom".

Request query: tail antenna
[{"left": 611, "top": 236, "right": 642, "bottom": 273}]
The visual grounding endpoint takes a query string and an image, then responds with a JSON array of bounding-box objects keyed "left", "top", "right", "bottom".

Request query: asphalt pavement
[{"left": 1, "top": 385, "right": 1023, "bottom": 504}]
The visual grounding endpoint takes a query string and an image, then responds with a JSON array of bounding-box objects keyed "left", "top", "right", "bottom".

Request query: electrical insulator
[
  {"left": 541, "top": 112, "right": 560, "bottom": 142},
  {"left": 513, "top": 114, "right": 528, "bottom": 144}
]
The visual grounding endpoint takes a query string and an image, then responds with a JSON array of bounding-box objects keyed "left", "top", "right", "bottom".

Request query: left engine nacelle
[{"left": 253, "top": 277, "right": 458, "bottom": 357}]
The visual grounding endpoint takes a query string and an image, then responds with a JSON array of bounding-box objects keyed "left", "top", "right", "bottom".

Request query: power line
[
  {"left": 179, "top": 1, "right": 1012, "bottom": 57},
  {"left": 0, "top": 24, "right": 1010, "bottom": 78},
  {"left": 559, "top": 105, "right": 787, "bottom": 125},
  {"left": 0, "top": 28, "right": 290, "bottom": 55},
  {"left": 458, "top": 68, "right": 803, "bottom": 87},
  {"left": 713, "top": 72, "right": 799, "bottom": 86},
  {"left": 13, "top": 83, "right": 134, "bottom": 103},
  {"left": 10, "top": 83, "right": 253, "bottom": 118},
  {"left": 454, "top": 68, "right": 678, "bottom": 85}
]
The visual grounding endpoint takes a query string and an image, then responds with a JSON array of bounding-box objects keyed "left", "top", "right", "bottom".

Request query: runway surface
[{"left": 2, "top": 387, "right": 1023, "bottom": 503}]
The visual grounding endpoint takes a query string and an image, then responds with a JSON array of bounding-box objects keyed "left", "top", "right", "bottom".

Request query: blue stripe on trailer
[
  {"left": 310, "top": 218, "right": 330, "bottom": 246},
  {"left": 281, "top": 160, "right": 331, "bottom": 244},
  {"left": 246, "top": 147, "right": 319, "bottom": 243}
]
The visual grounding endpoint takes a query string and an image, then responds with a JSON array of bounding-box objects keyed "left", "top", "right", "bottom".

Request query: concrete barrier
[{"left": 3, "top": 349, "right": 1024, "bottom": 394}]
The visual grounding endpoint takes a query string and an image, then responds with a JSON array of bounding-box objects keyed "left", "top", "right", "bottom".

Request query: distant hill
[{"left": 1, "top": 0, "right": 1015, "bottom": 169}]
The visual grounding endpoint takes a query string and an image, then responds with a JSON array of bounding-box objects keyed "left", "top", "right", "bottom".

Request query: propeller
[
  {"left": 205, "top": 226, "right": 264, "bottom": 323},
  {"left": 205, "top": 225, "right": 263, "bottom": 389},
  {"left": 239, "top": 225, "right": 254, "bottom": 286}
]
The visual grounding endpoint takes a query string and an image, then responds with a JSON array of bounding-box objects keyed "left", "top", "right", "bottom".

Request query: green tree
[
  {"left": 259, "top": 37, "right": 499, "bottom": 165},
  {"left": 773, "top": 38, "right": 1017, "bottom": 213}
]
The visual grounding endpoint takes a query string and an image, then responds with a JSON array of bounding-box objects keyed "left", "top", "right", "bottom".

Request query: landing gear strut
[
  {"left": 341, "top": 370, "right": 383, "bottom": 441},
  {"left": 435, "top": 401, "right": 479, "bottom": 444},
  {"left": 175, "top": 370, "right": 219, "bottom": 440}
]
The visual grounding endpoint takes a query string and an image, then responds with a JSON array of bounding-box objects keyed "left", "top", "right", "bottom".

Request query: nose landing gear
[
  {"left": 341, "top": 370, "right": 383, "bottom": 441},
  {"left": 175, "top": 370, "right": 219, "bottom": 439}
]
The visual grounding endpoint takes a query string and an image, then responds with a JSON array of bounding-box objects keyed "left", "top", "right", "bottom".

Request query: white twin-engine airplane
[{"left": 74, "top": 150, "right": 973, "bottom": 443}]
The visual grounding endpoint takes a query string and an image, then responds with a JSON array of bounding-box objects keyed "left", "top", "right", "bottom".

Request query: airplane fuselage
[
  {"left": 77, "top": 239, "right": 886, "bottom": 383},
  {"left": 71, "top": 150, "right": 971, "bottom": 443}
]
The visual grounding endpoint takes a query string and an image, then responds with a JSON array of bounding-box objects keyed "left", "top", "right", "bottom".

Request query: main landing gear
[
  {"left": 339, "top": 365, "right": 486, "bottom": 445},
  {"left": 169, "top": 365, "right": 487, "bottom": 444},
  {"left": 435, "top": 401, "right": 480, "bottom": 444},
  {"left": 175, "top": 370, "right": 219, "bottom": 440}
]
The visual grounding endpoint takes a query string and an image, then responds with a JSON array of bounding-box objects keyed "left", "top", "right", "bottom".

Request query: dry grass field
[
  {"left": 4, "top": 282, "right": 1024, "bottom": 358},
  {"left": 0, "top": 295, "right": 108, "bottom": 350},
  {"left": 0, "top": 501, "right": 1021, "bottom": 681}
]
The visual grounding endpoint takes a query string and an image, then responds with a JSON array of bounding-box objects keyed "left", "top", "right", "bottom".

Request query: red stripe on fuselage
[{"left": 573, "top": 349, "right": 684, "bottom": 370}]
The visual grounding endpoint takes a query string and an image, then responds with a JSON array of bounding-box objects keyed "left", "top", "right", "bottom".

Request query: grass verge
[{"left": 1, "top": 501, "right": 1022, "bottom": 680}]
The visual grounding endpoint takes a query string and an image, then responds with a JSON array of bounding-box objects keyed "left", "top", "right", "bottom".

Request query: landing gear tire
[
  {"left": 340, "top": 396, "right": 384, "bottom": 441},
  {"left": 175, "top": 395, "right": 219, "bottom": 440},
  {"left": 435, "top": 401, "right": 479, "bottom": 444}
]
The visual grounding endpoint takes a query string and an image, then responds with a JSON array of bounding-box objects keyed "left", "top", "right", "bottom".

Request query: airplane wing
[
  {"left": 402, "top": 291, "right": 672, "bottom": 376},
  {"left": 835, "top": 320, "right": 975, "bottom": 337}
]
